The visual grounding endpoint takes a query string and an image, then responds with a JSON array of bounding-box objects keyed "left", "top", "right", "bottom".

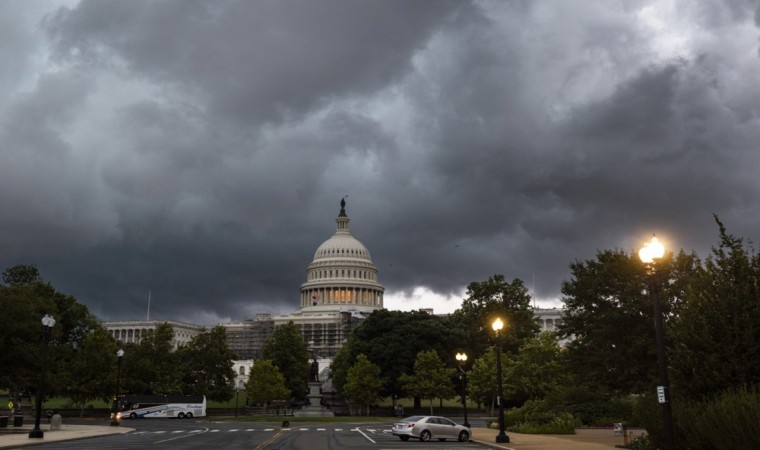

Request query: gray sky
[{"left": 2, "top": 0, "right": 760, "bottom": 325}]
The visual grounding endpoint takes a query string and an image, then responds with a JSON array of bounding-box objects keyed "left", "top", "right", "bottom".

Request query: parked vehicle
[
  {"left": 391, "top": 415, "right": 470, "bottom": 442},
  {"left": 113, "top": 394, "right": 206, "bottom": 420}
]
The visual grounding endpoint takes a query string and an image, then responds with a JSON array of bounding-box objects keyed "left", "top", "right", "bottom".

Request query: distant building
[
  {"left": 222, "top": 198, "right": 385, "bottom": 359},
  {"left": 104, "top": 200, "right": 570, "bottom": 361},
  {"left": 534, "top": 308, "right": 563, "bottom": 332},
  {"left": 232, "top": 359, "right": 254, "bottom": 390},
  {"left": 103, "top": 320, "right": 202, "bottom": 349}
]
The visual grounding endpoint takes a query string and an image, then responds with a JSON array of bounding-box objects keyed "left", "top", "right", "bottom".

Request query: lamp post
[
  {"left": 29, "top": 314, "right": 55, "bottom": 439},
  {"left": 455, "top": 352, "right": 471, "bottom": 428},
  {"left": 491, "top": 318, "right": 509, "bottom": 444},
  {"left": 639, "top": 235, "right": 674, "bottom": 450},
  {"left": 110, "top": 349, "right": 124, "bottom": 426}
]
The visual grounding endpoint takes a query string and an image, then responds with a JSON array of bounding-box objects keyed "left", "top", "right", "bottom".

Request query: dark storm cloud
[{"left": 2, "top": 0, "right": 760, "bottom": 323}]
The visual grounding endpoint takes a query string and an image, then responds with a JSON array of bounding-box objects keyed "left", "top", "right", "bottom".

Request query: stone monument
[{"left": 294, "top": 359, "right": 334, "bottom": 417}]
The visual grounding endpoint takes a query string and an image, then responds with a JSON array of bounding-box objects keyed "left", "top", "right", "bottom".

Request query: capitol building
[{"left": 104, "top": 199, "right": 564, "bottom": 362}]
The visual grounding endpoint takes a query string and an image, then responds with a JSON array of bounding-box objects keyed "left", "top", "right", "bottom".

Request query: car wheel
[
  {"left": 186, "top": 412, "right": 193, "bottom": 419},
  {"left": 458, "top": 430, "right": 470, "bottom": 442},
  {"left": 129, "top": 413, "right": 137, "bottom": 419},
  {"left": 420, "top": 430, "right": 432, "bottom": 442},
  {"left": 399, "top": 436, "right": 409, "bottom": 441},
  {"left": 178, "top": 412, "right": 185, "bottom": 419}
]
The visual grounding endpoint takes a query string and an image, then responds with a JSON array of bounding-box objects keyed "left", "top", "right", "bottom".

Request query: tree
[
  {"left": 557, "top": 249, "right": 662, "bottom": 395},
  {"left": 669, "top": 218, "right": 760, "bottom": 399},
  {"left": 451, "top": 275, "right": 540, "bottom": 358},
  {"left": 1, "top": 264, "right": 41, "bottom": 285},
  {"left": 400, "top": 350, "right": 455, "bottom": 415},
  {"left": 331, "top": 309, "right": 466, "bottom": 404},
  {"left": 122, "top": 322, "right": 180, "bottom": 395},
  {"left": 0, "top": 264, "right": 100, "bottom": 412},
  {"left": 262, "top": 321, "right": 309, "bottom": 400},
  {"left": 467, "top": 348, "right": 512, "bottom": 414},
  {"left": 246, "top": 360, "right": 290, "bottom": 413},
  {"left": 176, "top": 325, "right": 236, "bottom": 401},
  {"left": 342, "top": 354, "right": 384, "bottom": 416},
  {"left": 64, "top": 326, "right": 120, "bottom": 414},
  {"left": 510, "top": 332, "right": 569, "bottom": 403}
]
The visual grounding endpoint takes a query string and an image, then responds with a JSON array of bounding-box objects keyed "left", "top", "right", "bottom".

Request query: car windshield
[{"left": 439, "top": 418, "right": 455, "bottom": 426}]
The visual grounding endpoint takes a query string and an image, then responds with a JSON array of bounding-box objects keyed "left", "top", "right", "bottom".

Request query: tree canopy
[
  {"left": 451, "top": 275, "right": 540, "bottom": 358},
  {"left": 342, "top": 354, "right": 384, "bottom": 416},
  {"left": 330, "top": 309, "right": 465, "bottom": 400},
  {"left": 246, "top": 359, "right": 290, "bottom": 411},
  {"left": 262, "top": 321, "right": 309, "bottom": 400},
  {"left": 176, "top": 325, "right": 237, "bottom": 401},
  {"left": 400, "top": 350, "right": 455, "bottom": 415}
]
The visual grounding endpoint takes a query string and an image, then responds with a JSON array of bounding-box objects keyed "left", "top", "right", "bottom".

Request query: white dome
[
  {"left": 299, "top": 199, "right": 383, "bottom": 312},
  {"left": 313, "top": 234, "right": 372, "bottom": 261}
]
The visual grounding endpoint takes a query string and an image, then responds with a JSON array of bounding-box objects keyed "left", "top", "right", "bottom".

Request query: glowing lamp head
[
  {"left": 456, "top": 352, "right": 468, "bottom": 363},
  {"left": 117, "top": 349, "right": 125, "bottom": 358},
  {"left": 639, "top": 236, "right": 665, "bottom": 263},
  {"left": 492, "top": 317, "right": 504, "bottom": 333}
]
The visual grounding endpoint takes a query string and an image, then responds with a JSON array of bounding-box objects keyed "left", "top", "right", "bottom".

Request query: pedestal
[{"left": 294, "top": 382, "right": 334, "bottom": 417}]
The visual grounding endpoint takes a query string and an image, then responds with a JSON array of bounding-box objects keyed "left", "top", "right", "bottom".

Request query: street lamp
[
  {"left": 110, "top": 349, "right": 124, "bottom": 426},
  {"left": 491, "top": 318, "right": 509, "bottom": 444},
  {"left": 455, "top": 352, "right": 471, "bottom": 428},
  {"left": 29, "top": 314, "right": 55, "bottom": 439},
  {"left": 640, "top": 235, "right": 674, "bottom": 450}
]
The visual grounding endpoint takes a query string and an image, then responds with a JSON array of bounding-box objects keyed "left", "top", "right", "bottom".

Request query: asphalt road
[{"left": 25, "top": 418, "right": 490, "bottom": 450}]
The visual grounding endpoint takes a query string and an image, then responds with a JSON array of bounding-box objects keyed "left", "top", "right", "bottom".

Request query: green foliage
[
  {"left": 634, "top": 385, "right": 760, "bottom": 450},
  {"left": 399, "top": 350, "right": 455, "bottom": 415},
  {"left": 1, "top": 264, "right": 41, "bottom": 285},
  {"left": 0, "top": 265, "right": 100, "bottom": 404},
  {"left": 451, "top": 275, "right": 540, "bottom": 358},
  {"left": 676, "top": 385, "right": 760, "bottom": 450},
  {"left": 330, "top": 309, "right": 466, "bottom": 400},
  {"left": 122, "top": 322, "right": 180, "bottom": 395},
  {"left": 670, "top": 218, "right": 760, "bottom": 399},
  {"left": 342, "top": 354, "right": 384, "bottom": 415},
  {"left": 542, "top": 385, "right": 633, "bottom": 426},
  {"left": 262, "top": 321, "right": 309, "bottom": 400},
  {"left": 176, "top": 325, "right": 237, "bottom": 401},
  {"left": 510, "top": 332, "right": 569, "bottom": 403},
  {"left": 507, "top": 411, "right": 576, "bottom": 434},
  {"left": 559, "top": 249, "right": 662, "bottom": 395},
  {"left": 467, "top": 348, "right": 512, "bottom": 411},
  {"left": 65, "top": 326, "right": 120, "bottom": 408},
  {"left": 246, "top": 359, "right": 290, "bottom": 410}
]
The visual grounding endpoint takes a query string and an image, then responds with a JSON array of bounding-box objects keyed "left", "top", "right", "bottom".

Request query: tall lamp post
[
  {"left": 110, "top": 349, "right": 124, "bottom": 426},
  {"left": 29, "top": 314, "right": 55, "bottom": 439},
  {"left": 639, "top": 235, "right": 674, "bottom": 450},
  {"left": 491, "top": 318, "right": 509, "bottom": 444},
  {"left": 455, "top": 352, "right": 471, "bottom": 428}
]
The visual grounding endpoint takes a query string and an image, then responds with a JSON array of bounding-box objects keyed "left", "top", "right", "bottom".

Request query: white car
[{"left": 391, "top": 415, "right": 471, "bottom": 442}]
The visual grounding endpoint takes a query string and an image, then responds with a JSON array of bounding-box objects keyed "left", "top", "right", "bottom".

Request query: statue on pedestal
[{"left": 310, "top": 359, "right": 319, "bottom": 382}]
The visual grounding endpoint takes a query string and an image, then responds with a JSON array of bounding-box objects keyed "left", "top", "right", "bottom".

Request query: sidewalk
[
  {"left": 471, "top": 427, "right": 645, "bottom": 450},
  {"left": 0, "top": 423, "right": 131, "bottom": 449}
]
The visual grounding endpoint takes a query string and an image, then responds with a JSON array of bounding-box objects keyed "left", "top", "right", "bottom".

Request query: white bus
[{"left": 114, "top": 394, "right": 206, "bottom": 420}]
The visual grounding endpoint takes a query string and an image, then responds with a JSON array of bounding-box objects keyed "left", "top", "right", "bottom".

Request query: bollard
[{"left": 50, "top": 414, "right": 62, "bottom": 431}]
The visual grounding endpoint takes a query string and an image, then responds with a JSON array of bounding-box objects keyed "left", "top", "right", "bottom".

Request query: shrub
[
  {"left": 508, "top": 412, "right": 576, "bottom": 434},
  {"left": 633, "top": 384, "right": 760, "bottom": 449}
]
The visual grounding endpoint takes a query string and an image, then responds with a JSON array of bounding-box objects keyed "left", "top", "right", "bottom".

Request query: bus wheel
[
  {"left": 177, "top": 412, "right": 185, "bottom": 419},
  {"left": 186, "top": 412, "right": 193, "bottom": 419}
]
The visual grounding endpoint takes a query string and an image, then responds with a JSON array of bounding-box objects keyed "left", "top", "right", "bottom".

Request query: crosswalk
[{"left": 131, "top": 427, "right": 388, "bottom": 435}]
